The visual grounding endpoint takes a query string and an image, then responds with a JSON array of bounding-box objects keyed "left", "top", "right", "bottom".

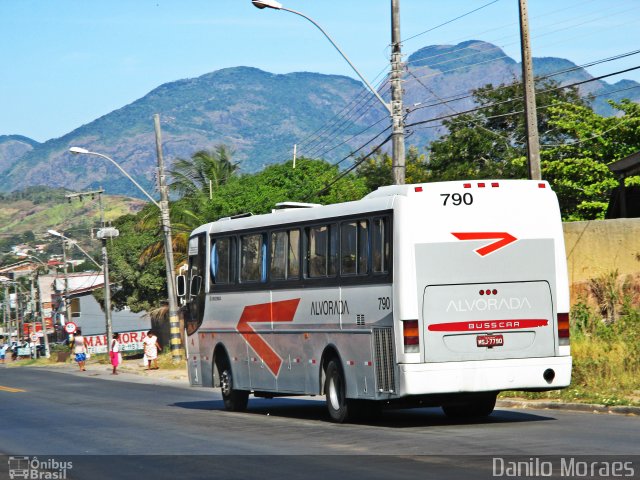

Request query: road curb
[{"left": 497, "top": 399, "right": 640, "bottom": 415}]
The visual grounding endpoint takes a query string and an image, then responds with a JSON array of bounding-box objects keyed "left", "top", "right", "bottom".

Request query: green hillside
[{"left": 0, "top": 186, "right": 145, "bottom": 249}]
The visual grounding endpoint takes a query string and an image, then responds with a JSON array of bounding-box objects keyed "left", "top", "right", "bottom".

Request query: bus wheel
[
  {"left": 325, "top": 360, "right": 350, "bottom": 423},
  {"left": 218, "top": 360, "right": 249, "bottom": 412},
  {"left": 442, "top": 393, "right": 497, "bottom": 419}
]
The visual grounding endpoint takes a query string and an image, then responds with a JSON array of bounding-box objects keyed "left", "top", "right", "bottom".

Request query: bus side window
[
  {"left": 270, "top": 231, "right": 287, "bottom": 280},
  {"left": 307, "top": 224, "right": 337, "bottom": 278},
  {"left": 270, "top": 229, "right": 300, "bottom": 281},
  {"left": 240, "top": 233, "right": 265, "bottom": 283},
  {"left": 372, "top": 217, "right": 389, "bottom": 273},
  {"left": 210, "top": 236, "right": 236, "bottom": 287},
  {"left": 341, "top": 220, "right": 369, "bottom": 276}
]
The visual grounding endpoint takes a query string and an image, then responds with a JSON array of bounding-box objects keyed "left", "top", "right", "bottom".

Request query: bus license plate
[{"left": 477, "top": 334, "right": 504, "bottom": 347}]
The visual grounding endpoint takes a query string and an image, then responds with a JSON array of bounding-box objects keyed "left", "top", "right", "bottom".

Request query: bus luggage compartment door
[{"left": 422, "top": 281, "right": 555, "bottom": 362}]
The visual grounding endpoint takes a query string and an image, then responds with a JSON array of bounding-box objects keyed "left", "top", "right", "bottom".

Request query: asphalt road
[{"left": 0, "top": 366, "right": 638, "bottom": 480}]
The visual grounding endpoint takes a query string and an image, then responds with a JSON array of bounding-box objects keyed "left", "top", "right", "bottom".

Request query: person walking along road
[
  {"left": 143, "top": 330, "right": 160, "bottom": 370},
  {"left": 72, "top": 329, "right": 88, "bottom": 371},
  {"left": 110, "top": 333, "right": 122, "bottom": 375}
]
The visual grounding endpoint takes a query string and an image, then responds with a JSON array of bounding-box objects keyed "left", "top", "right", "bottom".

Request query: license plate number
[{"left": 477, "top": 334, "right": 504, "bottom": 347}]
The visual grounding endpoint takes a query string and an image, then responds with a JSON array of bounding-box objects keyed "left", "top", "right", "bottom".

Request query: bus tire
[
  {"left": 325, "top": 359, "right": 350, "bottom": 423},
  {"left": 442, "top": 392, "right": 497, "bottom": 419},
  {"left": 217, "top": 358, "right": 249, "bottom": 412}
]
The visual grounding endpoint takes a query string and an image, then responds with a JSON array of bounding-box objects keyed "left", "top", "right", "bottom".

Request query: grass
[{"left": 500, "top": 288, "right": 640, "bottom": 406}]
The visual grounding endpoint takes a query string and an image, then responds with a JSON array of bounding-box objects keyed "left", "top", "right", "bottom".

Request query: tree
[
  {"left": 355, "top": 146, "right": 430, "bottom": 191},
  {"left": 426, "top": 79, "right": 586, "bottom": 181},
  {"left": 168, "top": 145, "right": 239, "bottom": 198},
  {"left": 421, "top": 79, "right": 640, "bottom": 219},
  {"left": 102, "top": 211, "right": 168, "bottom": 312},
  {"left": 541, "top": 99, "right": 640, "bottom": 219},
  {"left": 204, "top": 158, "right": 368, "bottom": 220}
]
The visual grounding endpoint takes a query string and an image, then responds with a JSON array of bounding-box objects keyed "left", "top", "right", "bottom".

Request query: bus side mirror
[{"left": 176, "top": 275, "right": 186, "bottom": 297}]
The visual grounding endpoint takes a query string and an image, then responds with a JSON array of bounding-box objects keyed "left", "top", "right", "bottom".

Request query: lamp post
[
  {"left": 252, "top": 0, "right": 406, "bottom": 184},
  {"left": 17, "top": 253, "right": 51, "bottom": 358},
  {"left": 68, "top": 145, "right": 183, "bottom": 361},
  {"left": 47, "top": 230, "right": 105, "bottom": 343}
]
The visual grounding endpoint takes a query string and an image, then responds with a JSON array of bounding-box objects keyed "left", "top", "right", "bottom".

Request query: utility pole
[
  {"left": 14, "top": 283, "right": 21, "bottom": 343},
  {"left": 61, "top": 238, "right": 73, "bottom": 325},
  {"left": 3, "top": 286, "right": 9, "bottom": 343},
  {"left": 36, "top": 276, "right": 50, "bottom": 358},
  {"left": 153, "top": 114, "right": 183, "bottom": 362},
  {"left": 29, "top": 275, "right": 37, "bottom": 355},
  {"left": 390, "top": 0, "right": 406, "bottom": 185},
  {"left": 519, "top": 0, "right": 541, "bottom": 180}
]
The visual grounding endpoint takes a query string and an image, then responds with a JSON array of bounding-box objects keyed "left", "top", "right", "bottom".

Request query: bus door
[{"left": 185, "top": 234, "right": 207, "bottom": 386}]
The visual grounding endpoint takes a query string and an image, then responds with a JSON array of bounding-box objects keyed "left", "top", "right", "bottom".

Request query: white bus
[{"left": 179, "top": 180, "right": 572, "bottom": 422}]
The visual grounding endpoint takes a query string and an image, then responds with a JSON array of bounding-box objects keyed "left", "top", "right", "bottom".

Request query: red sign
[
  {"left": 64, "top": 322, "right": 77, "bottom": 334},
  {"left": 85, "top": 330, "right": 148, "bottom": 354},
  {"left": 236, "top": 299, "right": 300, "bottom": 376},
  {"left": 428, "top": 319, "right": 548, "bottom": 332},
  {"left": 451, "top": 232, "right": 517, "bottom": 256}
]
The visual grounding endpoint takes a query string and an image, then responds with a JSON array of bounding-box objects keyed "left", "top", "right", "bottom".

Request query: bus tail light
[
  {"left": 557, "top": 313, "right": 570, "bottom": 346},
  {"left": 403, "top": 320, "right": 419, "bottom": 353}
]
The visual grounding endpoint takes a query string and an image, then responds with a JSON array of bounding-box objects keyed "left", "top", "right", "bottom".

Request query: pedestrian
[
  {"left": 109, "top": 333, "right": 122, "bottom": 375},
  {"left": 143, "top": 330, "right": 160, "bottom": 370},
  {"left": 72, "top": 329, "right": 88, "bottom": 371},
  {"left": 0, "top": 343, "right": 7, "bottom": 364}
]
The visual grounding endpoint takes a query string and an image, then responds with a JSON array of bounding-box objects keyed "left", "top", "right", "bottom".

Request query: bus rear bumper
[{"left": 397, "top": 356, "right": 572, "bottom": 396}]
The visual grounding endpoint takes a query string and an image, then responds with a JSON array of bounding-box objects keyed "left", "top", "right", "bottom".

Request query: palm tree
[
  {"left": 138, "top": 144, "right": 240, "bottom": 269},
  {"left": 168, "top": 145, "right": 239, "bottom": 199}
]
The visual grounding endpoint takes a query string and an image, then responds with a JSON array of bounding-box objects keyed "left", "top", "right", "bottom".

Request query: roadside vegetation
[{"left": 501, "top": 272, "right": 640, "bottom": 406}]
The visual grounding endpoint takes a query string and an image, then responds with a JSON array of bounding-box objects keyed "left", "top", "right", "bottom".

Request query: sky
[{"left": 1, "top": 0, "right": 639, "bottom": 143}]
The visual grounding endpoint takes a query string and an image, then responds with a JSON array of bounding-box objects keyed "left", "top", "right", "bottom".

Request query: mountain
[
  {"left": 1, "top": 41, "right": 638, "bottom": 198},
  {"left": 0, "top": 68, "right": 384, "bottom": 198},
  {"left": 0, "top": 135, "right": 39, "bottom": 173}
]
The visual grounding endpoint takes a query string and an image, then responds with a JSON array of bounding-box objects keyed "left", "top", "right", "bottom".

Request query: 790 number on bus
[{"left": 440, "top": 193, "right": 473, "bottom": 206}]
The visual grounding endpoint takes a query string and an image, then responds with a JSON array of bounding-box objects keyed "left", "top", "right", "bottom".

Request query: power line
[
  {"left": 401, "top": 0, "right": 503, "bottom": 44},
  {"left": 405, "top": 65, "right": 640, "bottom": 130},
  {"left": 406, "top": 48, "right": 640, "bottom": 117},
  {"left": 304, "top": 133, "right": 393, "bottom": 202}
]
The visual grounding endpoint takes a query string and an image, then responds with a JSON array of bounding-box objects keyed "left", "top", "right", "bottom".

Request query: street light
[
  {"left": 16, "top": 253, "right": 51, "bottom": 358},
  {"left": 252, "top": 0, "right": 406, "bottom": 184},
  {"left": 47, "top": 229, "right": 111, "bottom": 345},
  {"left": 69, "top": 143, "right": 183, "bottom": 361}
]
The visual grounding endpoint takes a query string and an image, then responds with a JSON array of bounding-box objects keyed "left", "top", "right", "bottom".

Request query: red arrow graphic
[
  {"left": 236, "top": 298, "right": 300, "bottom": 377},
  {"left": 452, "top": 232, "right": 517, "bottom": 256}
]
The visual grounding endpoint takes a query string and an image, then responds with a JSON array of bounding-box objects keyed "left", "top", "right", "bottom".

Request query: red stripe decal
[
  {"left": 451, "top": 232, "right": 517, "bottom": 256},
  {"left": 237, "top": 298, "right": 300, "bottom": 376},
  {"left": 428, "top": 319, "right": 548, "bottom": 332}
]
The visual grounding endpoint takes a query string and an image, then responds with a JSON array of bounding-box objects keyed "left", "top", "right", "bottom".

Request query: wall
[{"left": 564, "top": 217, "right": 640, "bottom": 285}]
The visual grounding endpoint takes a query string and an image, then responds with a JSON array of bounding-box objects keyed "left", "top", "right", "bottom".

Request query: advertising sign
[{"left": 85, "top": 330, "right": 149, "bottom": 355}]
